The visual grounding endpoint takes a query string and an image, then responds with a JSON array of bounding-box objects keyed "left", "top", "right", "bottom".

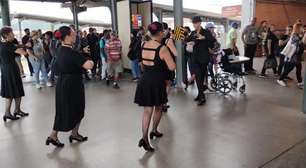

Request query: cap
[
  {"left": 231, "top": 22, "right": 239, "bottom": 29},
  {"left": 192, "top": 16, "right": 202, "bottom": 23},
  {"left": 205, "top": 22, "right": 216, "bottom": 29}
]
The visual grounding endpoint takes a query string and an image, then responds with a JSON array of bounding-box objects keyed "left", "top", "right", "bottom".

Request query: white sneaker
[
  {"left": 297, "top": 82, "right": 304, "bottom": 87},
  {"left": 35, "top": 84, "right": 42, "bottom": 89},
  {"left": 46, "top": 81, "right": 53, "bottom": 87},
  {"left": 277, "top": 80, "right": 287, "bottom": 87}
]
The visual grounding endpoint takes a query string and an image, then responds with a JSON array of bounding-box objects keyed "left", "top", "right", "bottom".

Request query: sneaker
[
  {"left": 46, "top": 81, "right": 53, "bottom": 87},
  {"left": 258, "top": 74, "right": 266, "bottom": 78},
  {"left": 35, "top": 84, "right": 42, "bottom": 89},
  {"left": 113, "top": 83, "right": 120, "bottom": 89},
  {"left": 297, "top": 82, "right": 304, "bottom": 89},
  {"left": 277, "top": 80, "right": 287, "bottom": 87},
  {"left": 132, "top": 78, "right": 138, "bottom": 82}
]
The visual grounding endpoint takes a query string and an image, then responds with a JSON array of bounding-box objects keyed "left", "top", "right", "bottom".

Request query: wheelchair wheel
[
  {"left": 239, "top": 85, "right": 246, "bottom": 94},
  {"left": 219, "top": 78, "right": 233, "bottom": 95}
]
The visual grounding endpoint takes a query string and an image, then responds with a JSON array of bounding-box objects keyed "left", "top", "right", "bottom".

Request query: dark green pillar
[{"left": 0, "top": 0, "right": 11, "bottom": 26}]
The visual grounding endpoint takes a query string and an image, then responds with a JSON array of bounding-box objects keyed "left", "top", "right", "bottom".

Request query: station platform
[{"left": 0, "top": 58, "right": 306, "bottom": 168}]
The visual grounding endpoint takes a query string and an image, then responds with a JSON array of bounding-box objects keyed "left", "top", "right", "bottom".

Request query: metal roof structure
[{"left": 11, "top": 13, "right": 111, "bottom": 27}]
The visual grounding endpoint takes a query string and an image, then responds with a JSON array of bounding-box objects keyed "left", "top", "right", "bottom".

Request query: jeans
[
  {"left": 131, "top": 59, "right": 141, "bottom": 78},
  {"left": 244, "top": 44, "right": 257, "bottom": 71},
  {"left": 29, "top": 57, "right": 48, "bottom": 85},
  {"left": 279, "top": 61, "right": 303, "bottom": 83},
  {"left": 277, "top": 54, "right": 285, "bottom": 75},
  {"left": 182, "top": 53, "right": 195, "bottom": 83},
  {"left": 101, "top": 57, "right": 108, "bottom": 79}
]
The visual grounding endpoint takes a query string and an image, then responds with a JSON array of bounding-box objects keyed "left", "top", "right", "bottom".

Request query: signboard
[
  {"left": 222, "top": 5, "right": 242, "bottom": 17},
  {"left": 174, "top": 26, "right": 185, "bottom": 41},
  {"left": 132, "top": 14, "right": 142, "bottom": 29}
]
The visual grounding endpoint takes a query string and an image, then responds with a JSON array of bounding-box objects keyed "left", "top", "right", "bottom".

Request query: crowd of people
[
  {"left": 242, "top": 18, "right": 306, "bottom": 88},
  {"left": 0, "top": 16, "right": 306, "bottom": 152}
]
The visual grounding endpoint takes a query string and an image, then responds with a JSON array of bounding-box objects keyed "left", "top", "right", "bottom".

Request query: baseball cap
[
  {"left": 192, "top": 16, "right": 202, "bottom": 23},
  {"left": 205, "top": 22, "right": 216, "bottom": 29}
]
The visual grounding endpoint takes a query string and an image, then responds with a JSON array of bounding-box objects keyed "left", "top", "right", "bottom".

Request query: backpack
[
  {"left": 127, "top": 37, "right": 142, "bottom": 61},
  {"left": 33, "top": 40, "right": 44, "bottom": 59}
]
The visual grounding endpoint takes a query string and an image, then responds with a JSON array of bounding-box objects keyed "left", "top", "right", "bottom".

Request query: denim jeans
[
  {"left": 29, "top": 57, "right": 48, "bottom": 85},
  {"left": 131, "top": 59, "right": 141, "bottom": 78}
]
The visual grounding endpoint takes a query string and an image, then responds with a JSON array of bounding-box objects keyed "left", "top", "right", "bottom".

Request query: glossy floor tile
[{"left": 0, "top": 58, "right": 306, "bottom": 168}]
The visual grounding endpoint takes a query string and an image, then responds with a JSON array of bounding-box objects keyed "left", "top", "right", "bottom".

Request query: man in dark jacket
[{"left": 191, "top": 16, "right": 216, "bottom": 106}]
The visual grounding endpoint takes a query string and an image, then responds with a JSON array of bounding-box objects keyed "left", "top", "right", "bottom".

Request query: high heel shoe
[
  {"left": 3, "top": 115, "right": 20, "bottom": 122},
  {"left": 150, "top": 131, "right": 163, "bottom": 139},
  {"left": 69, "top": 135, "right": 88, "bottom": 143},
  {"left": 45, "top": 137, "right": 64, "bottom": 147},
  {"left": 14, "top": 111, "right": 29, "bottom": 117},
  {"left": 138, "top": 139, "right": 154, "bottom": 152}
]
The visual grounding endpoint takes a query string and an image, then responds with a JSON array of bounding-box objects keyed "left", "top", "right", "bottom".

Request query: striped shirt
[{"left": 105, "top": 38, "right": 122, "bottom": 62}]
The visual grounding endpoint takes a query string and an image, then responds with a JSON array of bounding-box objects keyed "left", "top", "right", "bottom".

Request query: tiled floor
[{"left": 0, "top": 58, "right": 306, "bottom": 168}]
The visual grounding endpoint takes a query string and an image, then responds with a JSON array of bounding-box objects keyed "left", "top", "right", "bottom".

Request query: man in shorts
[{"left": 105, "top": 32, "right": 123, "bottom": 89}]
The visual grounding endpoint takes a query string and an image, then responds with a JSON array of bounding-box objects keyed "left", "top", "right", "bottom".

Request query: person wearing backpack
[
  {"left": 128, "top": 29, "right": 142, "bottom": 81},
  {"left": 99, "top": 29, "right": 110, "bottom": 81},
  {"left": 26, "top": 30, "right": 48, "bottom": 89}
]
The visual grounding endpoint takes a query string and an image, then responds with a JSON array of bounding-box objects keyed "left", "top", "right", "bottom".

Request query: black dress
[
  {"left": 134, "top": 44, "right": 168, "bottom": 107},
  {"left": 0, "top": 42, "right": 25, "bottom": 98},
  {"left": 53, "top": 46, "right": 87, "bottom": 132}
]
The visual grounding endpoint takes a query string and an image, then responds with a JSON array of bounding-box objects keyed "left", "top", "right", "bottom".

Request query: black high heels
[
  {"left": 14, "top": 111, "right": 29, "bottom": 117},
  {"left": 3, "top": 115, "right": 20, "bottom": 122},
  {"left": 150, "top": 131, "right": 163, "bottom": 139},
  {"left": 69, "top": 134, "right": 88, "bottom": 143},
  {"left": 138, "top": 139, "right": 154, "bottom": 152},
  {"left": 45, "top": 137, "right": 64, "bottom": 148}
]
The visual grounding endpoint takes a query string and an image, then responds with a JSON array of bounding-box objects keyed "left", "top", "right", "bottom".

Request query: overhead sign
[{"left": 222, "top": 5, "right": 242, "bottom": 17}]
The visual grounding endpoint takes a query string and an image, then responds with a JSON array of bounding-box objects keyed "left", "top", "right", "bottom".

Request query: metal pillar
[
  {"left": 18, "top": 19, "right": 22, "bottom": 40},
  {"left": 173, "top": 0, "right": 183, "bottom": 88},
  {"left": 71, "top": 1, "right": 79, "bottom": 31},
  {"left": 110, "top": 0, "right": 118, "bottom": 33},
  {"left": 0, "top": 0, "right": 11, "bottom": 26},
  {"left": 156, "top": 9, "right": 163, "bottom": 22}
]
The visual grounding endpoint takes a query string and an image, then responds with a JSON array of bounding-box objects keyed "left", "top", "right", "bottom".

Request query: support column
[
  {"left": 0, "top": 0, "right": 11, "bottom": 26},
  {"left": 156, "top": 9, "right": 163, "bottom": 23},
  {"left": 18, "top": 19, "right": 22, "bottom": 40},
  {"left": 173, "top": 0, "right": 183, "bottom": 88},
  {"left": 241, "top": 0, "right": 255, "bottom": 28},
  {"left": 71, "top": 1, "right": 79, "bottom": 31},
  {"left": 110, "top": 0, "right": 118, "bottom": 33}
]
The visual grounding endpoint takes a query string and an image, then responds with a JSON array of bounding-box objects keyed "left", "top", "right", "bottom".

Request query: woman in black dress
[
  {"left": 46, "top": 26, "right": 93, "bottom": 147},
  {"left": 135, "top": 22, "right": 176, "bottom": 152},
  {"left": 0, "top": 27, "right": 28, "bottom": 122}
]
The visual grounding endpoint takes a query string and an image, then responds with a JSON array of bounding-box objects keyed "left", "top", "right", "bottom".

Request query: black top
[
  {"left": 134, "top": 43, "right": 168, "bottom": 106},
  {"left": 190, "top": 27, "right": 216, "bottom": 64},
  {"left": 56, "top": 46, "right": 87, "bottom": 75},
  {"left": 266, "top": 31, "right": 279, "bottom": 56},
  {"left": 279, "top": 34, "right": 289, "bottom": 52},
  {"left": 0, "top": 42, "right": 18, "bottom": 64}
]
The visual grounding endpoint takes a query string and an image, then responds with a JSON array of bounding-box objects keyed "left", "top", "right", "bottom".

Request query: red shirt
[{"left": 105, "top": 38, "right": 122, "bottom": 62}]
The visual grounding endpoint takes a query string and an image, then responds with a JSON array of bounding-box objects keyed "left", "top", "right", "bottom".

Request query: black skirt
[
  {"left": 134, "top": 75, "right": 168, "bottom": 107},
  {"left": 53, "top": 74, "right": 85, "bottom": 132},
  {"left": 0, "top": 63, "right": 25, "bottom": 98}
]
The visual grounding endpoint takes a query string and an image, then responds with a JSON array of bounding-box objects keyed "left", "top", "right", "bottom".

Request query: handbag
[
  {"left": 264, "top": 56, "right": 277, "bottom": 69},
  {"left": 186, "top": 42, "right": 195, "bottom": 53}
]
